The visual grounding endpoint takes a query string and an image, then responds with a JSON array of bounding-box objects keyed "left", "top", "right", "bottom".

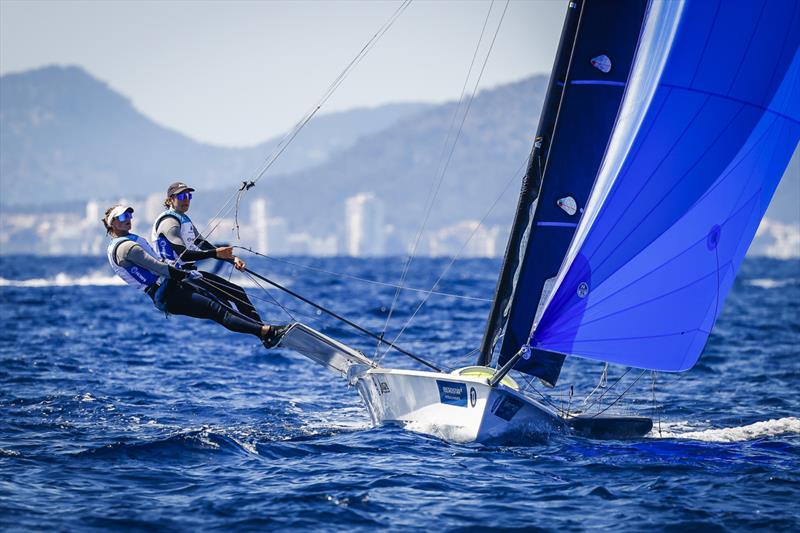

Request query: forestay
[{"left": 531, "top": 0, "right": 800, "bottom": 372}]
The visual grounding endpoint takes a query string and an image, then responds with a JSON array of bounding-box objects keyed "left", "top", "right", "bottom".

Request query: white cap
[{"left": 105, "top": 205, "right": 134, "bottom": 224}]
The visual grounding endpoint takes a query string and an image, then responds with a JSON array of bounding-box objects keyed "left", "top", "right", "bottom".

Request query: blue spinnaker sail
[{"left": 531, "top": 0, "right": 800, "bottom": 372}]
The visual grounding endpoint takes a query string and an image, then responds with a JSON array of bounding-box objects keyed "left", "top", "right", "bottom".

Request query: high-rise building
[
  {"left": 249, "top": 198, "right": 269, "bottom": 254},
  {"left": 267, "top": 217, "right": 289, "bottom": 256},
  {"left": 345, "top": 192, "right": 385, "bottom": 257},
  {"left": 429, "top": 220, "right": 500, "bottom": 258},
  {"left": 84, "top": 201, "right": 99, "bottom": 224},
  {"left": 82, "top": 200, "right": 104, "bottom": 255}
]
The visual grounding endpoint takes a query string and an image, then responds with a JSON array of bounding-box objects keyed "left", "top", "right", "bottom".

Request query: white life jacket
[
  {"left": 151, "top": 209, "right": 201, "bottom": 267},
  {"left": 106, "top": 234, "right": 163, "bottom": 291}
]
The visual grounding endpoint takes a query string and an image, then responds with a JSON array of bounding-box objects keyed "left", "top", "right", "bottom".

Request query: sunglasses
[
  {"left": 115, "top": 212, "right": 133, "bottom": 222},
  {"left": 175, "top": 192, "right": 193, "bottom": 201}
]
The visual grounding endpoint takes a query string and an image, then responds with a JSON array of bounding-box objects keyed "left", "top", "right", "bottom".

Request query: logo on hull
[{"left": 436, "top": 380, "right": 468, "bottom": 407}]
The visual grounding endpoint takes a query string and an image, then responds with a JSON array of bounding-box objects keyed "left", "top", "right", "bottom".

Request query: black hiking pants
[
  {"left": 160, "top": 279, "right": 263, "bottom": 338},
  {"left": 195, "top": 271, "right": 262, "bottom": 323}
]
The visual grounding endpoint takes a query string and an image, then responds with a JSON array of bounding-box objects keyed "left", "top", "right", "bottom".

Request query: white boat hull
[
  {"left": 279, "top": 323, "right": 652, "bottom": 443},
  {"left": 354, "top": 368, "right": 566, "bottom": 443}
]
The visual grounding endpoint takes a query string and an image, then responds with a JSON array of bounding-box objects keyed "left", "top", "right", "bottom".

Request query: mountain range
[
  {"left": 1, "top": 65, "right": 797, "bottom": 255},
  {"left": 0, "top": 65, "right": 432, "bottom": 208}
]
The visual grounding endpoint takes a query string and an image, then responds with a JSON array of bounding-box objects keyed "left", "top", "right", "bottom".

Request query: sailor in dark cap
[
  {"left": 103, "top": 203, "right": 286, "bottom": 348},
  {"left": 151, "top": 182, "right": 264, "bottom": 326}
]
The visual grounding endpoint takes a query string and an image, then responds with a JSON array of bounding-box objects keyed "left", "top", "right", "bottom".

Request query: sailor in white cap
[{"left": 103, "top": 204, "right": 286, "bottom": 348}]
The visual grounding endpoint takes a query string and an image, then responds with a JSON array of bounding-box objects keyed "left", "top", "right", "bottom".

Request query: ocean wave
[
  {"left": 652, "top": 417, "right": 800, "bottom": 442},
  {"left": 75, "top": 427, "right": 261, "bottom": 459},
  {"left": 0, "top": 272, "right": 124, "bottom": 287}
]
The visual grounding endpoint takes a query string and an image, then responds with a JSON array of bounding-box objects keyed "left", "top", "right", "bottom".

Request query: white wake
[
  {"left": 0, "top": 272, "right": 125, "bottom": 287},
  {"left": 651, "top": 417, "right": 800, "bottom": 442},
  {"left": 0, "top": 272, "right": 288, "bottom": 289}
]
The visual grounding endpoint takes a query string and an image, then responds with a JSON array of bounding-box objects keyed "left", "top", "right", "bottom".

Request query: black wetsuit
[
  {"left": 157, "top": 278, "right": 263, "bottom": 337},
  {"left": 114, "top": 239, "right": 263, "bottom": 338},
  {"left": 153, "top": 214, "right": 262, "bottom": 323}
]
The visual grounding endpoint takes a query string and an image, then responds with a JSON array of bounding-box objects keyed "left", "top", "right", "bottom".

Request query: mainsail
[
  {"left": 531, "top": 0, "right": 800, "bottom": 372},
  {"left": 479, "top": 0, "right": 649, "bottom": 385}
]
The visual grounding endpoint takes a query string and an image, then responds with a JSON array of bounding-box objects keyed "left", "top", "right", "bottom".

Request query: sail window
[
  {"left": 591, "top": 54, "right": 612, "bottom": 73},
  {"left": 557, "top": 196, "right": 578, "bottom": 215},
  {"left": 577, "top": 282, "right": 589, "bottom": 298}
]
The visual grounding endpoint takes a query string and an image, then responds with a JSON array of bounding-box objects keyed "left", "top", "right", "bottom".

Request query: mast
[{"left": 477, "top": 0, "right": 584, "bottom": 367}]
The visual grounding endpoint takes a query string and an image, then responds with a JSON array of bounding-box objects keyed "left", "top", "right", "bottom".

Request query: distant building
[
  {"left": 249, "top": 198, "right": 269, "bottom": 254},
  {"left": 267, "top": 217, "right": 289, "bottom": 255},
  {"left": 285, "top": 232, "right": 338, "bottom": 256},
  {"left": 429, "top": 220, "right": 500, "bottom": 258},
  {"left": 345, "top": 192, "right": 385, "bottom": 256},
  {"left": 84, "top": 201, "right": 100, "bottom": 224},
  {"left": 81, "top": 200, "right": 105, "bottom": 255}
]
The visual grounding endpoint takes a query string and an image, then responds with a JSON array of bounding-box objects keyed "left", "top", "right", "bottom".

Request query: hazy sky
[{"left": 1, "top": 0, "right": 565, "bottom": 147}]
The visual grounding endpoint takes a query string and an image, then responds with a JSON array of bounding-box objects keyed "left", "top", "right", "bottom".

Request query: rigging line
[
  {"left": 234, "top": 246, "right": 492, "bottom": 302},
  {"left": 189, "top": 273, "right": 313, "bottom": 323},
  {"left": 579, "top": 367, "right": 631, "bottom": 414},
  {"left": 186, "top": 0, "right": 413, "bottom": 254},
  {"left": 377, "top": 0, "right": 512, "bottom": 362},
  {"left": 378, "top": 0, "right": 498, "bottom": 353},
  {"left": 243, "top": 267, "right": 430, "bottom": 347},
  {"left": 582, "top": 362, "right": 609, "bottom": 406},
  {"left": 590, "top": 369, "right": 647, "bottom": 418},
  {"left": 652, "top": 371, "right": 662, "bottom": 437},
  {"left": 241, "top": 266, "right": 442, "bottom": 372},
  {"left": 193, "top": 269, "right": 320, "bottom": 323},
  {"left": 520, "top": 374, "right": 567, "bottom": 415},
  {"left": 241, "top": 271, "right": 299, "bottom": 322},
  {"left": 377, "top": 152, "right": 526, "bottom": 365},
  {"left": 170, "top": 190, "right": 240, "bottom": 270},
  {"left": 246, "top": 0, "right": 413, "bottom": 189},
  {"left": 459, "top": 347, "right": 480, "bottom": 362},
  {"left": 194, "top": 273, "right": 288, "bottom": 317}
]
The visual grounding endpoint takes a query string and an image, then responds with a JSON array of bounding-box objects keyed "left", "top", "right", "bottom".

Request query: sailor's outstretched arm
[{"left": 115, "top": 241, "right": 188, "bottom": 280}]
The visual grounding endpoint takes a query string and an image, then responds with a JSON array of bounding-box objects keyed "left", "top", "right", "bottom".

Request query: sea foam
[
  {"left": 0, "top": 272, "right": 124, "bottom": 287},
  {"left": 652, "top": 417, "right": 800, "bottom": 442}
]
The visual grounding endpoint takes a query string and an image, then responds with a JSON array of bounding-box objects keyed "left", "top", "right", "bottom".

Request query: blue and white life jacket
[
  {"left": 106, "top": 234, "right": 163, "bottom": 291},
  {"left": 151, "top": 209, "right": 201, "bottom": 268}
]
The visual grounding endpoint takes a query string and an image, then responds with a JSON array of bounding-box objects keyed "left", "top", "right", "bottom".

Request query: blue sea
[{"left": 1, "top": 255, "right": 798, "bottom": 531}]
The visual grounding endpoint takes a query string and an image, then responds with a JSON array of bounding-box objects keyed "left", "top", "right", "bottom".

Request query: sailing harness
[
  {"left": 151, "top": 209, "right": 203, "bottom": 268},
  {"left": 107, "top": 234, "right": 170, "bottom": 311}
]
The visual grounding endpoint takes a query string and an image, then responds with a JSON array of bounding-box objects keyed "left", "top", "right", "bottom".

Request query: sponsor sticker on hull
[{"left": 436, "top": 380, "right": 468, "bottom": 407}]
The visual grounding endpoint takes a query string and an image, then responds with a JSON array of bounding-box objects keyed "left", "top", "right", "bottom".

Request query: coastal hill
[
  {"left": 1, "top": 65, "right": 796, "bottom": 256},
  {"left": 0, "top": 65, "right": 431, "bottom": 207}
]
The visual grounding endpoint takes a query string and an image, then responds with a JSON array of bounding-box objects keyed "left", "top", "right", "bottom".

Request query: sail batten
[{"left": 530, "top": 0, "right": 800, "bottom": 372}]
